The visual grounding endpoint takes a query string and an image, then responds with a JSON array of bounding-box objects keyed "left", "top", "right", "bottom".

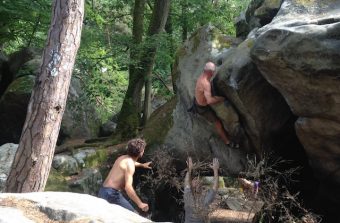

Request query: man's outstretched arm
[
  {"left": 124, "top": 161, "right": 149, "bottom": 212},
  {"left": 135, "top": 161, "right": 152, "bottom": 169}
]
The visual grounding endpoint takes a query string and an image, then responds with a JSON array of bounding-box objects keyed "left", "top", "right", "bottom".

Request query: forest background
[{"left": 0, "top": 0, "right": 250, "bottom": 139}]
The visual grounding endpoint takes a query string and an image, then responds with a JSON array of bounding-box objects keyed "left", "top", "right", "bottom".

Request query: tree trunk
[
  {"left": 181, "top": 0, "right": 188, "bottom": 42},
  {"left": 5, "top": 0, "right": 84, "bottom": 192},
  {"left": 165, "top": 7, "right": 177, "bottom": 94},
  {"left": 116, "top": 0, "right": 146, "bottom": 139},
  {"left": 142, "top": 0, "right": 171, "bottom": 125}
]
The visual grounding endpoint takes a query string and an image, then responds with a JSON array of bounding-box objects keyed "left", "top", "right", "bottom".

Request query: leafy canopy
[{"left": 1, "top": 0, "right": 250, "bottom": 122}]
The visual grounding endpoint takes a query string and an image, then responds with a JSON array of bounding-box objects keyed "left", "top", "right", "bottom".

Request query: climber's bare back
[{"left": 103, "top": 155, "right": 135, "bottom": 190}]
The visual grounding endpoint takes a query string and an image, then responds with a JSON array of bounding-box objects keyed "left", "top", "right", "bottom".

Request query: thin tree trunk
[
  {"left": 142, "top": 0, "right": 171, "bottom": 125},
  {"left": 117, "top": 0, "right": 146, "bottom": 139},
  {"left": 106, "top": 26, "right": 112, "bottom": 49},
  {"left": 165, "top": 7, "right": 176, "bottom": 94},
  {"left": 129, "top": 0, "right": 146, "bottom": 109},
  {"left": 27, "top": 14, "right": 41, "bottom": 48},
  {"left": 5, "top": 0, "right": 84, "bottom": 192},
  {"left": 181, "top": 0, "right": 188, "bottom": 42}
]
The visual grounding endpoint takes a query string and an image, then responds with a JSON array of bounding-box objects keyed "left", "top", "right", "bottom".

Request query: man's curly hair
[{"left": 126, "top": 138, "right": 146, "bottom": 158}]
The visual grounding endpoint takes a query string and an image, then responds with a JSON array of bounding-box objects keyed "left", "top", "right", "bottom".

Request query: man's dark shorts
[
  {"left": 188, "top": 98, "right": 219, "bottom": 123},
  {"left": 98, "top": 187, "right": 136, "bottom": 212}
]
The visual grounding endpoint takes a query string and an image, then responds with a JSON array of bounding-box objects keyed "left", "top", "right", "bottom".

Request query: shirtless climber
[
  {"left": 190, "top": 61, "right": 232, "bottom": 146},
  {"left": 98, "top": 138, "right": 151, "bottom": 213}
]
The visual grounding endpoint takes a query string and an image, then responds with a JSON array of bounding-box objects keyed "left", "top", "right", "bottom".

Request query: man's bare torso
[
  {"left": 103, "top": 155, "right": 134, "bottom": 190},
  {"left": 195, "top": 74, "right": 209, "bottom": 106}
]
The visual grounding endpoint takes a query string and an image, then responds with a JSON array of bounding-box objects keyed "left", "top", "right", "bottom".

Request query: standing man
[
  {"left": 98, "top": 138, "right": 151, "bottom": 213},
  {"left": 184, "top": 157, "right": 220, "bottom": 223},
  {"left": 192, "top": 62, "right": 231, "bottom": 146}
]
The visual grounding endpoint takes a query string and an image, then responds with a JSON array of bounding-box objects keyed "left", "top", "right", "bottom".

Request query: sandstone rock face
[
  {"left": 0, "top": 192, "right": 151, "bottom": 223},
  {"left": 214, "top": 36, "right": 292, "bottom": 155},
  {"left": 236, "top": 0, "right": 283, "bottom": 38},
  {"left": 165, "top": 25, "right": 246, "bottom": 174},
  {"left": 251, "top": 0, "right": 340, "bottom": 220},
  {"left": 165, "top": 23, "right": 292, "bottom": 174}
]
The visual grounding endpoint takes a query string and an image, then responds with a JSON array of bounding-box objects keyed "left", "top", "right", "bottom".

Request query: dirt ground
[
  {"left": 0, "top": 197, "right": 104, "bottom": 223},
  {"left": 0, "top": 197, "right": 59, "bottom": 223}
]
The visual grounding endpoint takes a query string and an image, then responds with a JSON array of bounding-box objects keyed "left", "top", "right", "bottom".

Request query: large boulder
[
  {"left": 0, "top": 192, "right": 151, "bottom": 223},
  {"left": 0, "top": 52, "right": 8, "bottom": 92},
  {"left": 0, "top": 52, "right": 101, "bottom": 145},
  {"left": 0, "top": 48, "right": 37, "bottom": 97},
  {"left": 0, "top": 75, "right": 35, "bottom": 145},
  {"left": 164, "top": 25, "right": 246, "bottom": 174},
  {"left": 235, "top": 0, "right": 283, "bottom": 38},
  {"left": 99, "top": 120, "right": 117, "bottom": 137},
  {"left": 162, "top": 23, "right": 292, "bottom": 173},
  {"left": 213, "top": 36, "right": 292, "bottom": 156},
  {"left": 52, "top": 154, "right": 80, "bottom": 175},
  {"left": 251, "top": 0, "right": 340, "bottom": 221}
]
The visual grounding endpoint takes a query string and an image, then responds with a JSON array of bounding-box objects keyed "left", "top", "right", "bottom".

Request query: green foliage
[
  {"left": 45, "top": 169, "right": 70, "bottom": 192},
  {"left": 84, "top": 148, "right": 108, "bottom": 168},
  {"left": 74, "top": 0, "right": 133, "bottom": 122},
  {"left": 75, "top": 48, "right": 128, "bottom": 122},
  {"left": 143, "top": 97, "right": 176, "bottom": 146},
  {"left": 152, "top": 33, "right": 176, "bottom": 100},
  {"left": 171, "top": 0, "right": 251, "bottom": 37},
  {"left": 146, "top": 0, "right": 250, "bottom": 102},
  {"left": 0, "top": 0, "right": 51, "bottom": 53},
  {"left": 1, "top": 0, "right": 252, "bottom": 125}
]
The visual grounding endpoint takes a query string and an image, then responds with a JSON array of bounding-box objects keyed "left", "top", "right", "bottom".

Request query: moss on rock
[
  {"left": 116, "top": 101, "right": 140, "bottom": 140},
  {"left": 211, "top": 28, "right": 233, "bottom": 50},
  {"left": 16, "top": 58, "right": 41, "bottom": 77},
  {"left": 294, "top": 0, "right": 315, "bottom": 5},
  {"left": 191, "top": 34, "right": 201, "bottom": 53},
  {"left": 142, "top": 97, "right": 177, "bottom": 147},
  {"left": 45, "top": 169, "right": 70, "bottom": 192},
  {"left": 175, "top": 46, "right": 187, "bottom": 59},
  {"left": 4, "top": 75, "right": 35, "bottom": 95},
  {"left": 255, "top": 0, "right": 282, "bottom": 17},
  {"left": 84, "top": 148, "right": 109, "bottom": 169}
]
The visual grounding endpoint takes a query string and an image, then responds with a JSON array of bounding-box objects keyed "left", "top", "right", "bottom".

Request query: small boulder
[
  {"left": 52, "top": 155, "right": 79, "bottom": 175},
  {"left": 0, "top": 143, "right": 18, "bottom": 192}
]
